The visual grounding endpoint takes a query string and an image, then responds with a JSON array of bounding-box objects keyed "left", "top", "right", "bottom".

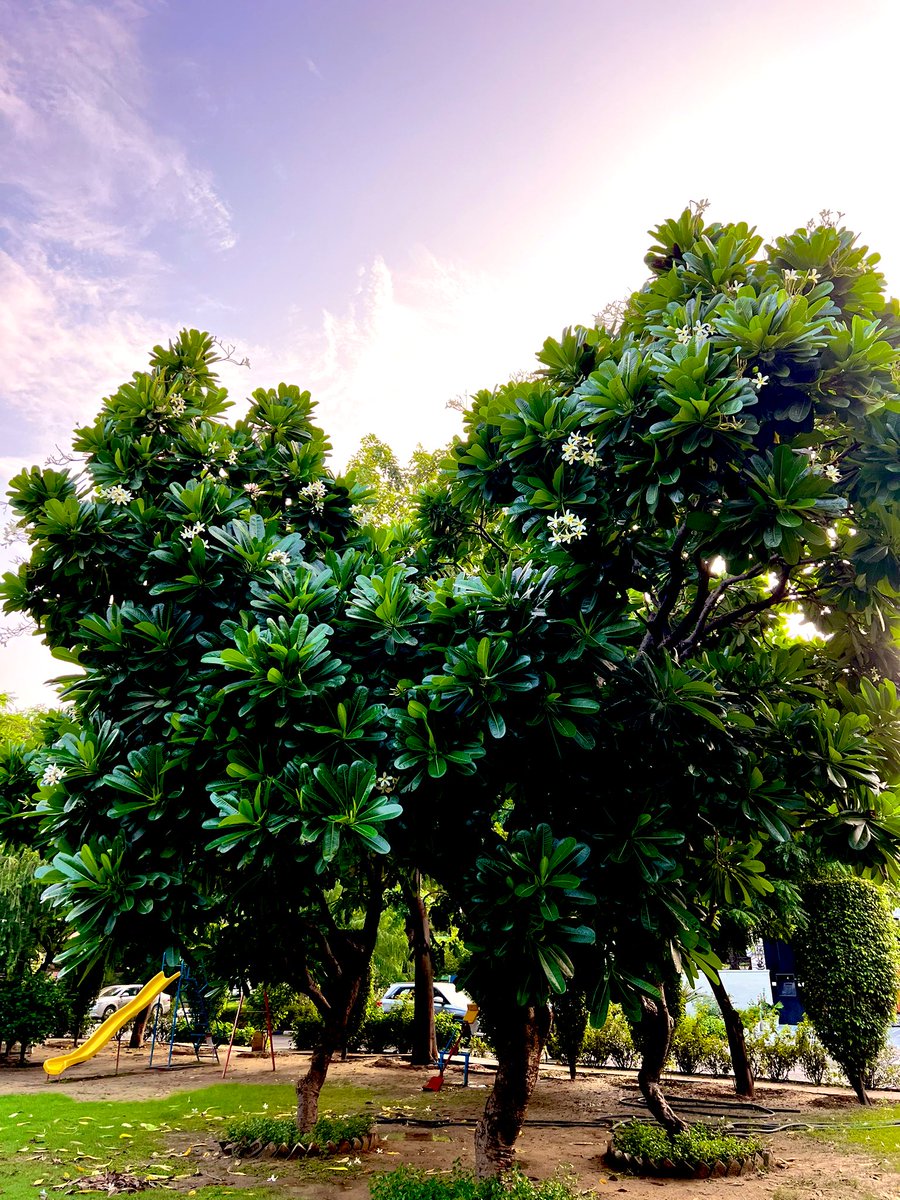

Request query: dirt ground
[{"left": 2, "top": 1042, "right": 899, "bottom": 1200}]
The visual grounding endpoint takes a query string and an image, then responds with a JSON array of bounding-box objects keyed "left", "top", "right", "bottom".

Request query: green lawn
[
  {"left": 804, "top": 1102, "right": 900, "bottom": 1173},
  {"left": 0, "top": 1082, "right": 385, "bottom": 1200}
]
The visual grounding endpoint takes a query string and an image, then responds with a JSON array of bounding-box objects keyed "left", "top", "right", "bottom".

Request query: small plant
[
  {"left": 611, "top": 1120, "right": 764, "bottom": 1171},
  {"left": 224, "top": 1111, "right": 374, "bottom": 1154},
  {"left": 671, "top": 1006, "right": 730, "bottom": 1076},
  {"left": 795, "top": 1015, "right": 829, "bottom": 1086},
  {"left": 740, "top": 1002, "right": 798, "bottom": 1081},
  {"left": 370, "top": 1165, "right": 580, "bottom": 1200}
]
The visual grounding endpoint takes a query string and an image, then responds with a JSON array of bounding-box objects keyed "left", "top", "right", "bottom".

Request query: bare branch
[
  {"left": 211, "top": 336, "right": 251, "bottom": 369},
  {"left": 674, "top": 562, "right": 772, "bottom": 657}
]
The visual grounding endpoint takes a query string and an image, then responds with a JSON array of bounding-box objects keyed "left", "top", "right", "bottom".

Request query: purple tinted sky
[{"left": 1, "top": 0, "right": 899, "bottom": 703}]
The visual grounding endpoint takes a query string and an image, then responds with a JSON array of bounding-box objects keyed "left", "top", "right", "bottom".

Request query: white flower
[
  {"left": 823, "top": 464, "right": 841, "bottom": 482},
  {"left": 726, "top": 281, "right": 741, "bottom": 294},
  {"left": 226, "top": 448, "right": 238, "bottom": 465},
  {"left": 675, "top": 324, "right": 692, "bottom": 344},
  {"left": 561, "top": 434, "right": 584, "bottom": 464},
  {"left": 351, "top": 1157, "right": 361, "bottom": 1166},
  {"left": 267, "top": 549, "right": 291, "bottom": 566},
  {"left": 180, "top": 522, "right": 206, "bottom": 541},
  {"left": 783, "top": 268, "right": 799, "bottom": 283},
  {"left": 41, "top": 763, "right": 65, "bottom": 787},
  {"left": 244, "top": 482, "right": 262, "bottom": 500},
  {"left": 806, "top": 268, "right": 821, "bottom": 285},
  {"left": 561, "top": 432, "right": 596, "bottom": 466},
  {"left": 284, "top": 497, "right": 293, "bottom": 507},
  {"left": 693, "top": 321, "right": 714, "bottom": 344},
  {"left": 376, "top": 774, "right": 397, "bottom": 794},
  {"left": 547, "top": 510, "right": 588, "bottom": 546},
  {"left": 169, "top": 394, "right": 186, "bottom": 416},
  {"left": 267, "top": 1175, "right": 278, "bottom": 1183},
  {"left": 103, "top": 485, "right": 133, "bottom": 506},
  {"left": 752, "top": 374, "right": 769, "bottom": 390}
]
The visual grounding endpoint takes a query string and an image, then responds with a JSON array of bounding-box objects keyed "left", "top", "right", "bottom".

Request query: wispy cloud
[{"left": 0, "top": 0, "right": 235, "bottom": 257}]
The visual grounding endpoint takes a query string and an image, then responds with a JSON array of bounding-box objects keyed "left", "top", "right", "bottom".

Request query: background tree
[{"left": 794, "top": 877, "right": 899, "bottom": 1103}]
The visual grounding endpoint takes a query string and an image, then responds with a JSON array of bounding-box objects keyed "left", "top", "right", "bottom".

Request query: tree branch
[
  {"left": 637, "top": 525, "right": 690, "bottom": 655},
  {"left": 674, "top": 562, "right": 772, "bottom": 657}
]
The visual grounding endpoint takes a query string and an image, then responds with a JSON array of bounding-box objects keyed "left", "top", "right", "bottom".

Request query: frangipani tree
[
  {"left": 393, "top": 206, "right": 900, "bottom": 1168},
  {"left": 0, "top": 332, "right": 423, "bottom": 1126}
]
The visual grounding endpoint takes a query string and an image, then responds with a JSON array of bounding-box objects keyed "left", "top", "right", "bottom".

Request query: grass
[
  {"left": 804, "top": 1101, "right": 900, "bottom": 1174},
  {"left": 0, "top": 1081, "right": 385, "bottom": 1200}
]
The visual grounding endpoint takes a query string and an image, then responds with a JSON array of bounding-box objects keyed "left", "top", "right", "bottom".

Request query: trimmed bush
[
  {"left": 610, "top": 1120, "right": 765, "bottom": 1174},
  {"left": 795, "top": 1015, "right": 829, "bottom": 1085},
  {"left": 671, "top": 1006, "right": 730, "bottom": 1076},
  {"left": 795, "top": 878, "right": 899, "bottom": 1102},
  {"left": 581, "top": 1005, "right": 636, "bottom": 1069}
]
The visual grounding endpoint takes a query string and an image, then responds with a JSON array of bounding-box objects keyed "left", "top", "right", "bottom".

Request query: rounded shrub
[{"left": 794, "top": 878, "right": 899, "bottom": 1102}]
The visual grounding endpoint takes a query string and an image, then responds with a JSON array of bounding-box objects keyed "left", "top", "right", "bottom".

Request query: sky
[{"left": 2, "top": 0, "right": 900, "bottom": 706}]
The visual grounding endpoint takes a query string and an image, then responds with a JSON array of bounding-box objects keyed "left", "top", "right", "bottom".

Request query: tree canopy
[{"left": 2, "top": 205, "right": 900, "bottom": 1171}]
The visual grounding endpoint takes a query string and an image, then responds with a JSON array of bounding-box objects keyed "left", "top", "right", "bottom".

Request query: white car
[
  {"left": 377, "top": 981, "right": 478, "bottom": 1028},
  {"left": 90, "top": 984, "right": 172, "bottom": 1022}
]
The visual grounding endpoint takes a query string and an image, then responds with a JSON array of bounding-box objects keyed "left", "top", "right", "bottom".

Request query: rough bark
[
  {"left": 296, "top": 1040, "right": 336, "bottom": 1130},
  {"left": 709, "top": 975, "right": 754, "bottom": 1098},
  {"left": 129, "top": 1005, "right": 151, "bottom": 1049},
  {"left": 848, "top": 1068, "right": 871, "bottom": 1105},
  {"left": 474, "top": 1003, "right": 552, "bottom": 1177},
  {"left": 405, "top": 874, "right": 437, "bottom": 1065},
  {"left": 295, "top": 874, "right": 384, "bottom": 1131},
  {"left": 637, "top": 990, "right": 688, "bottom": 1136}
]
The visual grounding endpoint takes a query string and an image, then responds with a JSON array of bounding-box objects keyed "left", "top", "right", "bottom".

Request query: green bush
[
  {"left": 0, "top": 970, "right": 59, "bottom": 1060},
  {"left": 581, "top": 1005, "right": 636, "bottom": 1069},
  {"left": 370, "top": 1165, "right": 579, "bottom": 1200},
  {"left": 795, "top": 1015, "right": 829, "bottom": 1085},
  {"left": 612, "top": 1120, "right": 764, "bottom": 1169},
  {"left": 546, "top": 988, "right": 589, "bottom": 1077},
  {"left": 289, "top": 994, "right": 465, "bottom": 1055},
  {"left": 225, "top": 1111, "right": 374, "bottom": 1153},
  {"left": 671, "top": 1008, "right": 731, "bottom": 1077},
  {"left": 795, "top": 878, "right": 899, "bottom": 1100},
  {"left": 740, "top": 1001, "right": 798, "bottom": 1082}
]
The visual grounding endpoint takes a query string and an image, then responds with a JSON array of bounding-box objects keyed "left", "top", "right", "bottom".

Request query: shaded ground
[{"left": 1, "top": 1042, "right": 898, "bottom": 1200}]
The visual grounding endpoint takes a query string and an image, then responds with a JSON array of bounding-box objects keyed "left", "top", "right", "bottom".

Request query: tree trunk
[
  {"left": 296, "top": 1040, "right": 336, "bottom": 1130},
  {"left": 637, "top": 990, "right": 688, "bottom": 1137},
  {"left": 709, "top": 975, "right": 754, "bottom": 1098},
  {"left": 474, "top": 1004, "right": 551, "bottom": 1177},
  {"left": 405, "top": 874, "right": 437, "bottom": 1065},
  {"left": 129, "top": 1005, "right": 151, "bottom": 1049},
  {"left": 847, "top": 1068, "right": 871, "bottom": 1105}
]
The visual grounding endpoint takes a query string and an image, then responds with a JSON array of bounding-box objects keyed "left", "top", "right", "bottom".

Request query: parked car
[
  {"left": 90, "top": 984, "right": 172, "bottom": 1022},
  {"left": 377, "top": 981, "right": 478, "bottom": 1029}
]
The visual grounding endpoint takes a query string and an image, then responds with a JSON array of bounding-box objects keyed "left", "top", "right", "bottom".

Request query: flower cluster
[
  {"left": 299, "top": 479, "right": 328, "bottom": 513},
  {"left": 376, "top": 774, "right": 398, "bottom": 794},
  {"left": 267, "top": 549, "right": 291, "bottom": 567},
  {"left": 547, "top": 510, "right": 588, "bottom": 546},
  {"left": 782, "top": 267, "right": 821, "bottom": 294},
  {"left": 41, "top": 763, "right": 65, "bottom": 787},
  {"left": 180, "top": 521, "right": 207, "bottom": 544},
  {"left": 675, "top": 321, "right": 714, "bottom": 345},
  {"left": 822, "top": 463, "right": 841, "bottom": 483},
  {"left": 561, "top": 432, "right": 598, "bottom": 467},
  {"left": 169, "top": 393, "right": 186, "bottom": 416},
  {"left": 226, "top": 448, "right": 238, "bottom": 465},
  {"left": 243, "top": 482, "right": 262, "bottom": 501},
  {"left": 98, "top": 484, "right": 134, "bottom": 506}
]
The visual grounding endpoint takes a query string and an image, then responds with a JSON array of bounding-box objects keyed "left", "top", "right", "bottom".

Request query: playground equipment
[
  {"left": 149, "top": 960, "right": 220, "bottom": 1068},
  {"left": 42, "top": 970, "right": 180, "bottom": 1078},
  {"left": 423, "top": 1001, "right": 479, "bottom": 1091},
  {"left": 221, "top": 987, "right": 276, "bottom": 1077}
]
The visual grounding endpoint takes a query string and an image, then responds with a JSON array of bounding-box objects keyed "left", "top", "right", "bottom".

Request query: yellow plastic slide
[{"left": 43, "top": 970, "right": 180, "bottom": 1078}]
